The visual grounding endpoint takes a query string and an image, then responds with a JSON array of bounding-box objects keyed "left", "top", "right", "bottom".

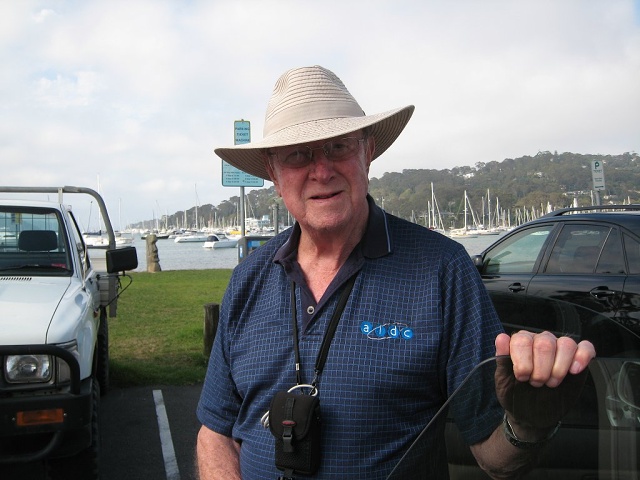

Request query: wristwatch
[{"left": 502, "top": 413, "right": 561, "bottom": 449}]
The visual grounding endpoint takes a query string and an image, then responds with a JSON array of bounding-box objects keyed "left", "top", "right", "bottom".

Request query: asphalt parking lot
[
  {"left": 101, "top": 384, "right": 203, "bottom": 480},
  {"left": 3, "top": 384, "right": 203, "bottom": 480}
]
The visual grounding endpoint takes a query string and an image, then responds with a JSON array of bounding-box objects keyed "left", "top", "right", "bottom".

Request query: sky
[{"left": 1, "top": 0, "right": 638, "bottom": 228}]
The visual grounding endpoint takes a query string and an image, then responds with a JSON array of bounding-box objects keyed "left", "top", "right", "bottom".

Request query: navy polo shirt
[
  {"left": 274, "top": 195, "right": 390, "bottom": 332},
  {"left": 197, "top": 195, "right": 504, "bottom": 479}
]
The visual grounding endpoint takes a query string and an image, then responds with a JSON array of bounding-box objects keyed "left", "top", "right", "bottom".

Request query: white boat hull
[
  {"left": 212, "top": 240, "right": 238, "bottom": 249},
  {"left": 174, "top": 235, "right": 208, "bottom": 243}
]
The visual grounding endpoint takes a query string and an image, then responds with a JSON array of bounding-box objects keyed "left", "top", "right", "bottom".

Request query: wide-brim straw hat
[{"left": 214, "top": 66, "right": 415, "bottom": 180}]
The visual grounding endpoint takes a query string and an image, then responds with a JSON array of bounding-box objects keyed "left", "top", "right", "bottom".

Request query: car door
[
  {"left": 527, "top": 223, "right": 626, "bottom": 337},
  {"left": 615, "top": 232, "right": 640, "bottom": 338},
  {"left": 479, "top": 223, "right": 557, "bottom": 328}
]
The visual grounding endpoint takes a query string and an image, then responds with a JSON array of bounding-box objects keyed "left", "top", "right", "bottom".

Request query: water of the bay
[
  {"left": 90, "top": 236, "right": 239, "bottom": 272},
  {"left": 91, "top": 231, "right": 505, "bottom": 272}
]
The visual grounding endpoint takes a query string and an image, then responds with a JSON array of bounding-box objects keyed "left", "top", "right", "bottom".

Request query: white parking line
[{"left": 153, "top": 389, "right": 181, "bottom": 480}]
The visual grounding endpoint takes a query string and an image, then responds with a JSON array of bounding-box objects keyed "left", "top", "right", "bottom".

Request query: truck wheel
[
  {"left": 96, "top": 309, "right": 110, "bottom": 396},
  {"left": 47, "top": 379, "right": 100, "bottom": 480}
]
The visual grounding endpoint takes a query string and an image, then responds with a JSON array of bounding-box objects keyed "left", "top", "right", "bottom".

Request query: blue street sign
[{"left": 222, "top": 120, "right": 264, "bottom": 187}]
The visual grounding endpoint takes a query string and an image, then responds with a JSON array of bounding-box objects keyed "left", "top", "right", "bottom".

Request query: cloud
[
  {"left": 0, "top": 0, "right": 637, "bottom": 226},
  {"left": 33, "top": 71, "right": 104, "bottom": 107}
]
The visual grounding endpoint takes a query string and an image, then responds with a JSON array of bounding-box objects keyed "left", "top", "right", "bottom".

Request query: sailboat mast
[
  {"left": 487, "top": 188, "right": 491, "bottom": 229},
  {"left": 195, "top": 183, "right": 199, "bottom": 230},
  {"left": 463, "top": 190, "right": 468, "bottom": 231}
]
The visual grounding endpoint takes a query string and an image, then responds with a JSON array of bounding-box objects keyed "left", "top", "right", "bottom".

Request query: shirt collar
[
  {"left": 274, "top": 194, "right": 392, "bottom": 268},
  {"left": 361, "top": 194, "right": 393, "bottom": 259}
]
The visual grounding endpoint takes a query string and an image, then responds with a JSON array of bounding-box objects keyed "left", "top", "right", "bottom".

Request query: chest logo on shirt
[{"left": 360, "top": 321, "right": 414, "bottom": 340}]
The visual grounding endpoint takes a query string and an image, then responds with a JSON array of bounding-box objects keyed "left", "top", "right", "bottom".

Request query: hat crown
[{"left": 264, "top": 66, "right": 365, "bottom": 137}]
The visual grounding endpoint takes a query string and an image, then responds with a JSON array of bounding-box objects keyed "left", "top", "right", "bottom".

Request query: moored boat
[
  {"left": 174, "top": 231, "right": 208, "bottom": 243},
  {"left": 203, "top": 234, "right": 238, "bottom": 249}
]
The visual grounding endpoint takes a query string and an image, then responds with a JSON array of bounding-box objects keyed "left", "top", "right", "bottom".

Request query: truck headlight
[{"left": 5, "top": 355, "right": 52, "bottom": 383}]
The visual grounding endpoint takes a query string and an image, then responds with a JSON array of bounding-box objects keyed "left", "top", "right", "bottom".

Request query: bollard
[
  {"left": 203, "top": 303, "right": 220, "bottom": 359},
  {"left": 145, "top": 234, "right": 161, "bottom": 272}
]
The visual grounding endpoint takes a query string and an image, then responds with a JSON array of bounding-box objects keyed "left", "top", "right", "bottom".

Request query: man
[{"left": 196, "top": 66, "right": 595, "bottom": 479}]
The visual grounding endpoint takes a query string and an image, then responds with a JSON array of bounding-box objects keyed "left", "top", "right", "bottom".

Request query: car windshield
[
  {"left": 0, "top": 207, "right": 72, "bottom": 276},
  {"left": 388, "top": 299, "right": 640, "bottom": 479}
]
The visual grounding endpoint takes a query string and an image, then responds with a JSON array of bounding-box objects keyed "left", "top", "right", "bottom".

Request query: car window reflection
[
  {"left": 544, "top": 224, "right": 607, "bottom": 274},
  {"left": 484, "top": 226, "right": 553, "bottom": 274},
  {"left": 624, "top": 233, "right": 640, "bottom": 274},
  {"left": 388, "top": 352, "right": 640, "bottom": 479}
]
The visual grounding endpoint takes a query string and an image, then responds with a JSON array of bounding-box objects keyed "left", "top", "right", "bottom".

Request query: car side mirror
[
  {"left": 618, "top": 361, "right": 640, "bottom": 410},
  {"left": 106, "top": 246, "right": 138, "bottom": 273},
  {"left": 471, "top": 255, "right": 484, "bottom": 271}
]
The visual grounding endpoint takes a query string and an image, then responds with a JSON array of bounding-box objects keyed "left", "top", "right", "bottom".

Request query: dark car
[
  {"left": 471, "top": 204, "right": 640, "bottom": 356},
  {"left": 433, "top": 205, "right": 640, "bottom": 478}
]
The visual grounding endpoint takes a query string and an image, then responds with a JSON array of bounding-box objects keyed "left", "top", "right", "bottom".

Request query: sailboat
[
  {"left": 449, "top": 191, "right": 478, "bottom": 238},
  {"left": 83, "top": 175, "right": 111, "bottom": 248},
  {"left": 427, "top": 183, "right": 446, "bottom": 234},
  {"left": 474, "top": 189, "right": 500, "bottom": 235},
  {"left": 175, "top": 184, "right": 208, "bottom": 243},
  {"left": 174, "top": 231, "right": 208, "bottom": 243}
]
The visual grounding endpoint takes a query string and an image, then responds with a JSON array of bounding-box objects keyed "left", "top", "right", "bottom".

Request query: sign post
[
  {"left": 221, "top": 120, "right": 264, "bottom": 236},
  {"left": 591, "top": 160, "right": 605, "bottom": 206}
]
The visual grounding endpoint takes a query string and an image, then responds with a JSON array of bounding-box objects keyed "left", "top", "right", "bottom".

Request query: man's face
[{"left": 265, "top": 131, "right": 375, "bottom": 236}]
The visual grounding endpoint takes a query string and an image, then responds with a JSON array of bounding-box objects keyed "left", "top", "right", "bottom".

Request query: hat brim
[{"left": 214, "top": 105, "right": 415, "bottom": 180}]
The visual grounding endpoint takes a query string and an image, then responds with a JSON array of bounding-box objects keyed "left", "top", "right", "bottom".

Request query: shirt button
[{"left": 306, "top": 306, "right": 315, "bottom": 315}]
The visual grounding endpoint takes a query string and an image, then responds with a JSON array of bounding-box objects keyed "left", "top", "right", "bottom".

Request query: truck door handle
[
  {"left": 508, "top": 283, "right": 525, "bottom": 293},
  {"left": 590, "top": 286, "right": 616, "bottom": 300}
]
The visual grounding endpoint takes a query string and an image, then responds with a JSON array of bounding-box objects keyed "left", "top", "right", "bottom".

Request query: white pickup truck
[{"left": 0, "top": 186, "right": 138, "bottom": 479}]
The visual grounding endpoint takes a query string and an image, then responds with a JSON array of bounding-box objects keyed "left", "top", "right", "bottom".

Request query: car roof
[{"left": 532, "top": 205, "right": 640, "bottom": 236}]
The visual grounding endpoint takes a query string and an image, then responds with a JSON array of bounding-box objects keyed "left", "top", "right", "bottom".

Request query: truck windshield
[{"left": 0, "top": 207, "right": 72, "bottom": 276}]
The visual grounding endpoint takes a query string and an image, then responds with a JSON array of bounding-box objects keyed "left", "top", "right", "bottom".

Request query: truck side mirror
[{"left": 106, "top": 246, "right": 138, "bottom": 273}]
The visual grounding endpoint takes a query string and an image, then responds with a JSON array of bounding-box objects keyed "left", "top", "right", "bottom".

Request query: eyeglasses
[{"left": 268, "top": 136, "right": 366, "bottom": 169}]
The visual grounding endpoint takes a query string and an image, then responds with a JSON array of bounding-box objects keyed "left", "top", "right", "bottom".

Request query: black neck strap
[{"left": 290, "top": 274, "right": 357, "bottom": 388}]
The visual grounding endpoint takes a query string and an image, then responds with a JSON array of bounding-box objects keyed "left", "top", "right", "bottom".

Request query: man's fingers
[
  {"left": 499, "top": 331, "right": 597, "bottom": 388},
  {"left": 529, "top": 331, "right": 558, "bottom": 387},
  {"left": 508, "top": 331, "right": 535, "bottom": 383},
  {"left": 495, "top": 332, "right": 511, "bottom": 356},
  {"left": 546, "top": 336, "right": 577, "bottom": 387},
  {"left": 570, "top": 340, "right": 597, "bottom": 374}
]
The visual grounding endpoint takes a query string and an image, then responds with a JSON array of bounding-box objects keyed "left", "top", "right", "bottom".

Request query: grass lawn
[{"left": 109, "top": 269, "right": 233, "bottom": 387}]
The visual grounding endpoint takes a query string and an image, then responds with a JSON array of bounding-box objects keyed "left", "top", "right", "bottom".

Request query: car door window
[
  {"left": 483, "top": 225, "right": 553, "bottom": 274},
  {"left": 624, "top": 233, "right": 640, "bottom": 274},
  {"left": 596, "top": 228, "right": 625, "bottom": 274},
  {"left": 545, "top": 224, "right": 609, "bottom": 274}
]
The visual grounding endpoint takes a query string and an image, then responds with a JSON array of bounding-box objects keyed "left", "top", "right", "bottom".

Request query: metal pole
[
  {"left": 240, "top": 186, "right": 246, "bottom": 236},
  {"left": 273, "top": 203, "right": 280, "bottom": 235},
  {"left": 594, "top": 190, "right": 601, "bottom": 206}
]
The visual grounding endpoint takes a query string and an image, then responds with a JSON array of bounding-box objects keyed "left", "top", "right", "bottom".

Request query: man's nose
[{"left": 308, "top": 148, "right": 335, "bottom": 177}]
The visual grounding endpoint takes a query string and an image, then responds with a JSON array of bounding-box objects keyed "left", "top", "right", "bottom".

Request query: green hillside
[{"left": 134, "top": 151, "right": 639, "bottom": 231}]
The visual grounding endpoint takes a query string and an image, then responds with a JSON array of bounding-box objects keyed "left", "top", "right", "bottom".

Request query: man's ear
[
  {"left": 365, "top": 136, "right": 376, "bottom": 171},
  {"left": 264, "top": 155, "right": 281, "bottom": 196}
]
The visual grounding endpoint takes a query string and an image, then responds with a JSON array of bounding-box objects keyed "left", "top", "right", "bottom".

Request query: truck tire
[
  {"left": 96, "top": 308, "right": 110, "bottom": 396},
  {"left": 46, "top": 379, "right": 100, "bottom": 480}
]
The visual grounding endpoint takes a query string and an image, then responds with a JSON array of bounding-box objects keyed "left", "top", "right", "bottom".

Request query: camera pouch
[{"left": 268, "top": 391, "right": 322, "bottom": 476}]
